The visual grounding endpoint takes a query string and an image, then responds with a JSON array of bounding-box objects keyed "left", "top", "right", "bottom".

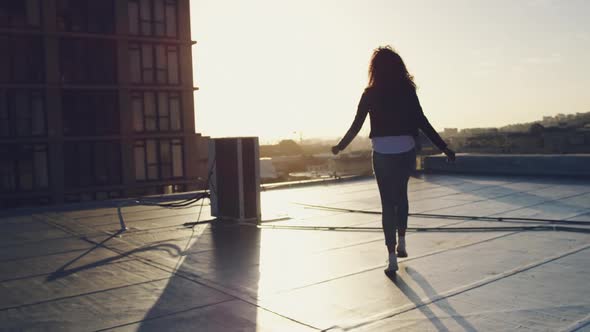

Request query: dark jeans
[{"left": 372, "top": 149, "right": 416, "bottom": 248}]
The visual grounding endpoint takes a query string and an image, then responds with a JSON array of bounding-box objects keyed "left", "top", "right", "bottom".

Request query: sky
[{"left": 190, "top": 0, "right": 590, "bottom": 143}]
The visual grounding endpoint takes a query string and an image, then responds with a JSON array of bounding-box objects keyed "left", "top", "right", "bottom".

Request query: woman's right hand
[{"left": 443, "top": 148, "right": 456, "bottom": 162}]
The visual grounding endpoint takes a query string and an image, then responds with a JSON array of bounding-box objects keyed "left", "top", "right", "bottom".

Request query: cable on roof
[
  {"left": 251, "top": 224, "right": 590, "bottom": 234},
  {"left": 295, "top": 202, "right": 590, "bottom": 226},
  {"left": 181, "top": 221, "right": 583, "bottom": 234},
  {"left": 133, "top": 158, "right": 216, "bottom": 209}
]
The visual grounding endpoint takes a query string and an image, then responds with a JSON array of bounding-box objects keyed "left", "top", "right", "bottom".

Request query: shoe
[
  {"left": 397, "top": 247, "right": 408, "bottom": 258},
  {"left": 384, "top": 252, "right": 398, "bottom": 275},
  {"left": 397, "top": 237, "right": 408, "bottom": 258}
]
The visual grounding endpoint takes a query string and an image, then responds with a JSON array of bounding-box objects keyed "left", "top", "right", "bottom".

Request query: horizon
[
  {"left": 190, "top": 0, "right": 590, "bottom": 143},
  {"left": 261, "top": 110, "right": 590, "bottom": 145}
]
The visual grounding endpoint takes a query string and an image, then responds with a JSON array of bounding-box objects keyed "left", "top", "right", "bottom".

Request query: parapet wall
[{"left": 422, "top": 154, "right": 590, "bottom": 177}]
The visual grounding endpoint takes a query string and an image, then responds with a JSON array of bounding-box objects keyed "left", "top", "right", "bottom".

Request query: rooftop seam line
[
  {"left": 0, "top": 277, "right": 171, "bottom": 313},
  {"left": 414, "top": 182, "right": 563, "bottom": 214},
  {"left": 325, "top": 242, "right": 590, "bottom": 331},
  {"left": 89, "top": 229, "right": 324, "bottom": 331},
  {"left": 485, "top": 190, "right": 590, "bottom": 218},
  {"left": 561, "top": 313, "right": 590, "bottom": 332},
  {"left": 0, "top": 247, "right": 92, "bottom": 264},
  {"left": 282, "top": 219, "right": 468, "bottom": 256},
  {"left": 275, "top": 231, "right": 519, "bottom": 295},
  {"left": 0, "top": 257, "right": 139, "bottom": 284},
  {"left": 93, "top": 298, "right": 237, "bottom": 332},
  {"left": 118, "top": 251, "right": 323, "bottom": 331},
  {"left": 566, "top": 211, "right": 590, "bottom": 221},
  {"left": 408, "top": 181, "right": 555, "bottom": 204}
]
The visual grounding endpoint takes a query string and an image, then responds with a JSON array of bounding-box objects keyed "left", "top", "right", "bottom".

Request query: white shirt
[{"left": 371, "top": 135, "right": 415, "bottom": 154}]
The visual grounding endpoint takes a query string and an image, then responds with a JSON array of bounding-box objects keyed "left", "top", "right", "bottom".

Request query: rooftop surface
[{"left": 1, "top": 174, "right": 589, "bottom": 331}]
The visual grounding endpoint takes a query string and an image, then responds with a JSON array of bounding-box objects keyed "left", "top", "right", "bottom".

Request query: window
[
  {"left": 1, "top": 196, "right": 50, "bottom": 208},
  {"left": 62, "top": 91, "right": 119, "bottom": 136},
  {"left": 128, "top": 184, "right": 185, "bottom": 197},
  {"left": 59, "top": 38, "right": 117, "bottom": 84},
  {"left": 0, "top": 144, "right": 48, "bottom": 193},
  {"left": 63, "top": 141, "right": 122, "bottom": 188},
  {"left": 129, "top": 43, "right": 180, "bottom": 85},
  {"left": 0, "top": 0, "right": 41, "bottom": 29},
  {"left": 56, "top": 0, "right": 115, "bottom": 34},
  {"left": 134, "top": 139, "right": 183, "bottom": 181},
  {"left": 64, "top": 191, "right": 121, "bottom": 203},
  {"left": 0, "top": 35, "right": 44, "bottom": 83},
  {"left": 129, "top": 0, "right": 178, "bottom": 38},
  {"left": 0, "top": 89, "right": 46, "bottom": 137},
  {"left": 131, "top": 91, "right": 182, "bottom": 132}
]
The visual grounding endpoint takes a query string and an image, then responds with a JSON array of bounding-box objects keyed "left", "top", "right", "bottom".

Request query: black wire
[
  {"left": 256, "top": 225, "right": 547, "bottom": 232},
  {"left": 295, "top": 203, "right": 590, "bottom": 226},
  {"left": 135, "top": 158, "right": 217, "bottom": 209},
  {"left": 412, "top": 212, "right": 590, "bottom": 225},
  {"left": 248, "top": 223, "right": 590, "bottom": 234},
  {"left": 148, "top": 193, "right": 210, "bottom": 209}
]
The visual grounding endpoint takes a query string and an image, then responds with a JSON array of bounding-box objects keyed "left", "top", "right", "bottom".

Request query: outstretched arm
[
  {"left": 411, "top": 90, "right": 446, "bottom": 150},
  {"left": 332, "top": 93, "right": 369, "bottom": 154},
  {"left": 412, "top": 90, "right": 456, "bottom": 161}
]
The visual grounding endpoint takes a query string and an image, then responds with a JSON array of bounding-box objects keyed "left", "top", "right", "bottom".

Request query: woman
[{"left": 332, "top": 46, "right": 455, "bottom": 274}]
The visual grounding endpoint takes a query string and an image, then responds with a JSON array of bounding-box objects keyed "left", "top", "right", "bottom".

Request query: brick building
[{"left": 0, "top": 0, "right": 208, "bottom": 207}]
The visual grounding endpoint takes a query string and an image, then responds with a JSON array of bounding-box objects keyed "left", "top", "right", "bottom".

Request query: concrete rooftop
[{"left": 1, "top": 174, "right": 590, "bottom": 331}]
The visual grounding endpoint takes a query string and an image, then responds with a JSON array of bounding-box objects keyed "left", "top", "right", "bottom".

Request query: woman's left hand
[
  {"left": 443, "top": 148, "right": 456, "bottom": 162},
  {"left": 331, "top": 146, "right": 340, "bottom": 155}
]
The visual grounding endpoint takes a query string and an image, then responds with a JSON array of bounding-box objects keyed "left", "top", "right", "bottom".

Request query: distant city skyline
[{"left": 190, "top": 0, "right": 590, "bottom": 143}]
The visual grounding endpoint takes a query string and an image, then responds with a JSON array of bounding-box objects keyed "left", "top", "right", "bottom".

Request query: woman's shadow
[{"left": 387, "top": 267, "right": 477, "bottom": 332}]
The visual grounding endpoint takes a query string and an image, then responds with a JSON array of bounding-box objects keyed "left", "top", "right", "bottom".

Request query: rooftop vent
[{"left": 208, "top": 137, "right": 261, "bottom": 223}]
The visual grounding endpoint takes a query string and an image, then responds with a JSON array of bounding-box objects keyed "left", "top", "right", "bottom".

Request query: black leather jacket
[{"left": 336, "top": 86, "right": 448, "bottom": 151}]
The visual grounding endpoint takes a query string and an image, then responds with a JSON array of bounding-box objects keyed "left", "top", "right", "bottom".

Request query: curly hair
[{"left": 367, "top": 46, "right": 416, "bottom": 91}]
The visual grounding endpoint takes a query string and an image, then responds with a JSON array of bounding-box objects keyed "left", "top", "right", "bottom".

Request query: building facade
[{"left": 0, "top": 0, "right": 208, "bottom": 208}]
